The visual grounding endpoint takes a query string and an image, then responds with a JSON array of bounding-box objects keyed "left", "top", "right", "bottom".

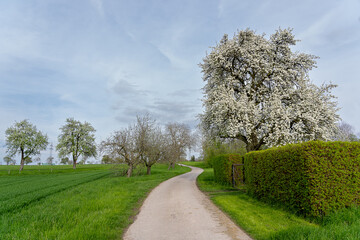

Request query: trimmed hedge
[
  {"left": 244, "top": 141, "right": 360, "bottom": 217},
  {"left": 213, "top": 154, "right": 243, "bottom": 185}
]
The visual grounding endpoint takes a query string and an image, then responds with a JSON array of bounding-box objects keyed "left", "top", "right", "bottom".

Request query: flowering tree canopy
[
  {"left": 200, "top": 28, "right": 339, "bottom": 152},
  {"left": 5, "top": 119, "right": 48, "bottom": 171},
  {"left": 56, "top": 118, "right": 97, "bottom": 169}
]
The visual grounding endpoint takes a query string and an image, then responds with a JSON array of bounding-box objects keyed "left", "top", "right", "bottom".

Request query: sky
[{"left": 1, "top": 0, "right": 360, "bottom": 164}]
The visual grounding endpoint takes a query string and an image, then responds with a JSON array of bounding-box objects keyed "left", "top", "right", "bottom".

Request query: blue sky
[{"left": 1, "top": 0, "right": 360, "bottom": 163}]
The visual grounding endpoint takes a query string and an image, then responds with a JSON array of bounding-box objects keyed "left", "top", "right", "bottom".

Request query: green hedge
[
  {"left": 244, "top": 141, "right": 360, "bottom": 217},
  {"left": 213, "top": 154, "right": 243, "bottom": 185}
]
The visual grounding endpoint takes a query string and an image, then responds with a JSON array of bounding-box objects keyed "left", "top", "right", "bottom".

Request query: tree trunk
[
  {"left": 127, "top": 165, "right": 133, "bottom": 177},
  {"left": 245, "top": 133, "right": 263, "bottom": 152},
  {"left": 73, "top": 156, "right": 77, "bottom": 169},
  {"left": 19, "top": 150, "right": 25, "bottom": 171},
  {"left": 246, "top": 142, "right": 263, "bottom": 152},
  {"left": 168, "top": 162, "right": 175, "bottom": 170},
  {"left": 146, "top": 165, "right": 151, "bottom": 175}
]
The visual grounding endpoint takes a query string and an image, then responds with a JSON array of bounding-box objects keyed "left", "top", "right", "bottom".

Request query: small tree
[
  {"left": 24, "top": 156, "right": 32, "bottom": 165},
  {"left": 5, "top": 120, "right": 48, "bottom": 171},
  {"left": 60, "top": 157, "right": 70, "bottom": 165},
  {"left": 3, "top": 156, "right": 14, "bottom": 166},
  {"left": 56, "top": 118, "right": 97, "bottom": 169},
  {"left": 163, "top": 122, "right": 194, "bottom": 169},
  {"left": 47, "top": 156, "right": 54, "bottom": 165},
  {"left": 100, "top": 127, "right": 140, "bottom": 177},
  {"left": 134, "top": 115, "right": 164, "bottom": 175},
  {"left": 47, "top": 143, "right": 54, "bottom": 165},
  {"left": 101, "top": 155, "right": 114, "bottom": 164},
  {"left": 334, "top": 122, "right": 358, "bottom": 142}
]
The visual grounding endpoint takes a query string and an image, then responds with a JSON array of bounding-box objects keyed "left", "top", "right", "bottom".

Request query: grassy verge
[
  {"left": 0, "top": 164, "right": 190, "bottom": 239},
  {"left": 181, "top": 161, "right": 360, "bottom": 240}
]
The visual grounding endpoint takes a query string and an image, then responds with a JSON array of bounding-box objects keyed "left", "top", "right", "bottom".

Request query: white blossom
[{"left": 200, "top": 28, "right": 339, "bottom": 152}]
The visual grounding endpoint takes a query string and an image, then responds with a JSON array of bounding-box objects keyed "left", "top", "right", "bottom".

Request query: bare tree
[
  {"left": 334, "top": 121, "right": 358, "bottom": 142},
  {"left": 100, "top": 127, "right": 140, "bottom": 177},
  {"left": 163, "top": 122, "right": 194, "bottom": 169},
  {"left": 144, "top": 126, "right": 164, "bottom": 174},
  {"left": 134, "top": 115, "right": 164, "bottom": 175}
]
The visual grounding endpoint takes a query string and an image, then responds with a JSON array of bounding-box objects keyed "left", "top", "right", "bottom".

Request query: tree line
[{"left": 4, "top": 115, "right": 195, "bottom": 176}]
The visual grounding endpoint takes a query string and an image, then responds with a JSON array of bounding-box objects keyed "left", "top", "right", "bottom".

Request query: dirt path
[{"left": 123, "top": 166, "right": 252, "bottom": 240}]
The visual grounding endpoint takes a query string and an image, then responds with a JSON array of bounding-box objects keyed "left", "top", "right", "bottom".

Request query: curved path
[{"left": 123, "top": 165, "right": 252, "bottom": 240}]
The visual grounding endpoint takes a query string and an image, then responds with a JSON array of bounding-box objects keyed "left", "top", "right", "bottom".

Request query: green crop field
[
  {"left": 0, "top": 164, "right": 112, "bottom": 176},
  {"left": 0, "top": 164, "right": 190, "bottom": 239}
]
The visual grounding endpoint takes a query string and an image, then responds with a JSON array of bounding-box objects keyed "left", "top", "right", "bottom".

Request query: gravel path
[{"left": 123, "top": 165, "right": 252, "bottom": 240}]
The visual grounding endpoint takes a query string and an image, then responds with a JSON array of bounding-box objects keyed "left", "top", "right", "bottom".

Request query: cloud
[
  {"left": 298, "top": 0, "right": 360, "bottom": 50},
  {"left": 169, "top": 89, "right": 201, "bottom": 98},
  {"left": 89, "top": 0, "right": 105, "bottom": 17},
  {"left": 111, "top": 79, "right": 149, "bottom": 97},
  {"left": 147, "top": 98, "right": 200, "bottom": 123}
]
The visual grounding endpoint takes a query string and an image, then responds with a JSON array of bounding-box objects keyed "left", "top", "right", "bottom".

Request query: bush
[
  {"left": 244, "top": 141, "right": 360, "bottom": 217},
  {"left": 213, "top": 154, "right": 243, "bottom": 185},
  {"left": 202, "top": 139, "right": 246, "bottom": 167}
]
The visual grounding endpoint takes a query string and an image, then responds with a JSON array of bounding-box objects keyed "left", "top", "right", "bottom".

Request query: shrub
[
  {"left": 244, "top": 141, "right": 360, "bottom": 217},
  {"left": 202, "top": 139, "right": 246, "bottom": 167},
  {"left": 213, "top": 154, "right": 243, "bottom": 185}
]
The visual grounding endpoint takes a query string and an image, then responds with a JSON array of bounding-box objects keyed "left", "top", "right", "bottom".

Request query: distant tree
[
  {"left": 60, "top": 157, "right": 70, "bottom": 165},
  {"left": 3, "top": 156, "right": 14, "bottom": 166},
  {"left": 101, "top": 155, "right": 114, "bottom": 164},
  {"left": 142, "top": 126, "right": 164, "bottom": 174},
  {"left": 201, "top": 137, "right": 247, "bottom": 167},
  {"left": 56, "top": 118, "right": 97, "bottom": 169},
  {"left": 190, "top": 155, "right": 196, "bottom": 162},
  {"left": 5, "top": 120, "right": 48, "bottom": 171},
  {"left": 47, "top": 156, "right": 54, "bottom": 165},
  {"left": 78, "top": 159, "right": 86, "bottom": 165},
  {"left": 334, "top": 122, "right": 358, "bottom": 141},
  {"left": 47, "top": 143, "right": 54, "bottom": 165},
  {"left": 24, "top": 156, "right": 32, "bottom": 165},
  {"left": 200, "top": 28, "right": 339, "bottom": 152},
  {"left": 100, "top": 127, "right": 140, "bottom": 177},
  {"left": 134, "top": 114, "right": 164, "bottom": 175},
  {"left": 163, "top": 122, "right": 194, "bottom": 169}
]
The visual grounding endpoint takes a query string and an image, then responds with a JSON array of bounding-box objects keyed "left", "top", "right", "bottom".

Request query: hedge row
[
  {"left": 244, "top": 141, "right": 360, "bottom": 217},
  {"left": 213, "top": 154, "right": 243, "bottom": 185}
]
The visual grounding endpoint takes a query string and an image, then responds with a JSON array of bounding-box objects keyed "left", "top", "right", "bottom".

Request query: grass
[
  {"left": 0, "top": 163, "right": 190, "bottom": 239},
  {"left": 0, "top": 164, "right": 113, "bottom": 176},
  {"left": 181, "top": 161, "right": 360, "bottom": 240}
]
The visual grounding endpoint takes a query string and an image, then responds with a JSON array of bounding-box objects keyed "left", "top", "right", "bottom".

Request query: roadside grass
[
  {"left": 0, "top": 164, "right": 190, "bottom": 240},
  {"left": 182, "top": 161, "right": 360, "bottom": 240}
]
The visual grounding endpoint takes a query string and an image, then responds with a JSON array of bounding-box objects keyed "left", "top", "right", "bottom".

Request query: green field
[
  {"left": 0, "top": 164, "right": 112, "bottom": 176},
  {"left": 183, "top": 161, "right": 360, "bottom": 240},
  {"left": 0, "top": 164, "right": 190, "bottom": 239}
]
